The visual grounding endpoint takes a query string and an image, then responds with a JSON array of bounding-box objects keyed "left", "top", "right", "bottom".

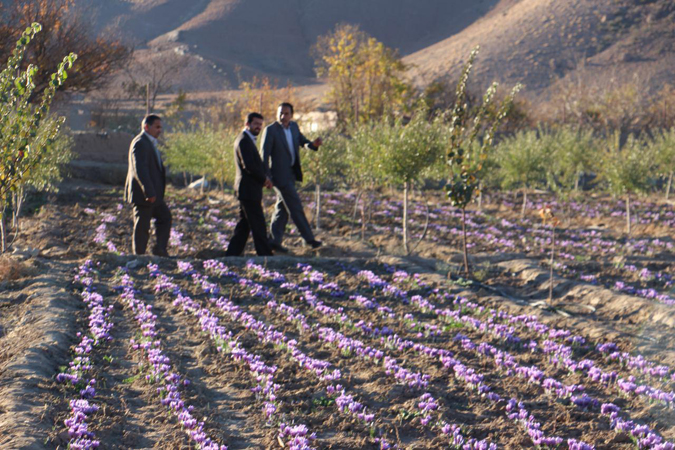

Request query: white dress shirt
[
  {"left": 143, "top": 131, "right": 163, "bottom": 169},
  {"left": 244, "top": 129, "right": 257, "bottom": 145},
  {"left": 282, "top": 125, "right": 295, "bottom": 166}
]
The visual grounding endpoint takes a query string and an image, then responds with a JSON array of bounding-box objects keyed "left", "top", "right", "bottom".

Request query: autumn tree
[
  {"left": 0, "top": 0, "right": 131, "bottom": 100},
  {"left": 313, "top": 24, "right": 411, "bottom": 128}
]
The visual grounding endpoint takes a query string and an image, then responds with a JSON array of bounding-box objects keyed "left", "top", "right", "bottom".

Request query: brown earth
[{"left": 2, "top": 180, "right": 675, "bottom": 448}]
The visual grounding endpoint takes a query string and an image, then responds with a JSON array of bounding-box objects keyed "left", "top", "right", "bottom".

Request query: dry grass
[{"left": 0, "top": 256, "right": 32, "bottom": 282}]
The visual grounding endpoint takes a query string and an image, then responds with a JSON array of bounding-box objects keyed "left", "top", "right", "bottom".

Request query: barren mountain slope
[
  {"left": 404, "top": 0, "right": 675, "bottom": 99},
  {"left": 79, "top": 0, "right": 675, "bottom": 101},
  {"left": 83, "top": 0, "right": 500, "bottom": 89}
]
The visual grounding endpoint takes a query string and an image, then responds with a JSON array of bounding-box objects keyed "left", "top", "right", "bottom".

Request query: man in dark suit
[
  {"left": 225, "top": 112, "right": 274, "bottom": 257},
  {"left": 261, "top": 102, "right": 323, "bottom": 252},
  {"left": 124, "top": 114, "right": 172, "bottom": 256}
]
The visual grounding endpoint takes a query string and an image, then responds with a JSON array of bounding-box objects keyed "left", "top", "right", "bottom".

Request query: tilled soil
[{"left": 2, "top": 181, "right": 675, "bottom": 449}]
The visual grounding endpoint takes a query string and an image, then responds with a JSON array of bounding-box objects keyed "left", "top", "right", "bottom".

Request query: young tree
[
  {"left": 496, "top": 129, "right": 551, "bottom": 217},
  {"left": 446, "top": 47, "right": 521, "bottom": 275},
  {"left": 163, "top": 125, "right": 239, "bottom": 192},
  {"left": 0, "top": 23, "right": 77, "bottom": 251},
  {"left": 371, "top": 111, "right": 445, "bottom": 253},
  {"left": 10, "top": 124, "right": 73, "bottom": 231},
  {"left": 341, "top": 121, "right": 383, "bottom": 239},
  {"left": 313, "top": 24, "right": 411, "bottom": 128},
  {"left": 548, "top": 127, "right": 598, "bottom": 193},
  {"left": 648, "top": 128, "right": 675, "bottom": 200},
  {"left": 538, "top": 205, "right": 561, "bottom": 306},
  {"left": 600, "top": 132, "right": 654, "bottom": 235},
  {"left": 303, "top": 128, "right": 347, "bottom": 230}
]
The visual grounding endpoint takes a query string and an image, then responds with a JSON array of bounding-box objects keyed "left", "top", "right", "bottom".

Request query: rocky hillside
[{"left": 82, "top": 0, "right": 675, "bottom": 101}]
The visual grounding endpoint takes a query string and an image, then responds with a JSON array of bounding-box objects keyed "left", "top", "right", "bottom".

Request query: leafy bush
[
  {"left": 495, "top": 129, "right": 551, "bottom": 215},
  {"left": 547, "top": 127, "right": 599, "bottom": 194},
  {"left": 600, "top": 132, "right": 655, "bottom": 234},
  {"left": 303, "top": 128, "right": 349, "bottom": 230},
  {"left": 163, "top": 125, "right": 239, "bottom": 191},
  {"left": 648, "top": 128, "right": 675, "bottom": 199}
]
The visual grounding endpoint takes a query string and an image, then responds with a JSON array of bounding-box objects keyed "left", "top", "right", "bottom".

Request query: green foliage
[
  {"left": 163, "top": 125, "right": 240, "bottom": 189},
  {"left": 20, "top": 122, "right": 73, "bottom": 192},
  {"left": 335, "top": 122, "right": 383, "bottom": 191},
  {"left": 496, "top": 129, "right": 551, "bottom": 192},
  {"left": 546, "top": 127, "right": 599, "bottom": 194},
  {"left": 0, "top": 23, "right": 76, "bottom": 250},
  {"left": 649, "top": 128, "right": 675, "bottom": 178},
  {"left": 0, "top": 23, "right": 76, "bottom": 204},
  {"left": 371, "top": 112, "right": 446, "bottom": 187},
  {"left": 600, "top": 132, "right": 654, "bottom": 197},
  {"left": 303, "top": 129, "right": 348, "bottom": 188},
  {"left": 445, "top": 47, "right": 521, "bottom": 209}
]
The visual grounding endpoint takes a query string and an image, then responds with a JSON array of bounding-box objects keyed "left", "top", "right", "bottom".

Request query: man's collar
[
  {"left": 143, "top": 131, "right": 158, "bottom": 146},
  {"left": 244, "top": 129, "right": 257, "bottom": 142},
  {"left": 278, "top": 121, "right": 291, "bottom": 130}
]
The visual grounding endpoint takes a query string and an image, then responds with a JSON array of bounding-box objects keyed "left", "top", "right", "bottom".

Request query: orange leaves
[{"left": 538, "top": 205, "right": 560, "bottom": 226}]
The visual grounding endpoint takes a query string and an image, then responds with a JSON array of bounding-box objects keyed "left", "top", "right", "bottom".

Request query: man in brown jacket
[{"left": 124, "top": 114, "right": 172, "bottom": 256}]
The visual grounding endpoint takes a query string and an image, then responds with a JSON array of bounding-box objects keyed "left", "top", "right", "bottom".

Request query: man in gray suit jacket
[
  {"left": 124, "top": 114, "right": 172, "bottom": 256},
  {"left": 261, "top": 103, "right": 323, "bottom": 252}
]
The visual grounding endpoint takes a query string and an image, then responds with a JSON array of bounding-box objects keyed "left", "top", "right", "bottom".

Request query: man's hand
[
  {"left": 147, "top": 196, "right": 157, "bottom": 203},
  {"left": 264, "top": 178, "right": 273, "bottom": 189},
  {"left": 312, "top": 137, "right": 323, "bottom": 148}
]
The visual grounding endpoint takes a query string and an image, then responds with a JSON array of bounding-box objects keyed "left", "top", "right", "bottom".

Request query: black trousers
[
  {"left": 132, "top": 200, "right": 172, "bottom": 255},
  {"left": 226, "top": 199, "right": 273, "bottom": 256},
  {"left": 270, "top": 183, "right": 315, "bottom": 245}
]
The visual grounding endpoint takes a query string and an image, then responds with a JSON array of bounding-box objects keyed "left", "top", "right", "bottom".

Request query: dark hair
[
  {"left": 278, "top": 102, "right": 294, "bottom": 114},
  {"left": 142, "top": 114, "right": 161, "bottom": 128},
  {"left": 246, "top": 112, "right": 264, "bottom": 123}
]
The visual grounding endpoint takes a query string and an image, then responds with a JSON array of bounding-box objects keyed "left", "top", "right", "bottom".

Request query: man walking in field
[
  {"left": 124, "top": 114, "right": 172, "bottom": 256},
  {"left": 225, "top": 112, "right": 274, "bottom": 257},
  {"left": 261, "top": 102, "right": 323, "bottom": 252}
]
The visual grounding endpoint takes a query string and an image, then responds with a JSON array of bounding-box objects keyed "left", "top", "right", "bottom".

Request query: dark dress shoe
[
  {"left": 269, "top": 242, "right": 289, "bottom": 253},
  {"left": 152, "top": 248, "right": 170, "bottom": 257},
  {"left": 309, "top": 240, "right": 323, "bottom": 249}
]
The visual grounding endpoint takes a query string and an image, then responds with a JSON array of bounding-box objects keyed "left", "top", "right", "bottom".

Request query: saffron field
[{"left": 2, "top": 184, "right": 675, "bottom": 449}]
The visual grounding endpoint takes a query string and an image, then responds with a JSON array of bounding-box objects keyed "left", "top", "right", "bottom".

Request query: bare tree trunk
[
  {"left": 360, "top": 197, "right": 366, "bottom": 241},
  {"left": 146, "top": 83, "right": 150, "bottom": 115},
  {"left": 478, "top": 182, "right": 483, "bottom": 211},
  {"left": 201, "top": 173, "right": 206, "bottom": 194},
  {"left": 12, "top": 188, "right": 24, "bottom": 231},
  {"left": 315, "top": 183, "right": 321, "bottom": 231},
  {"left": 574, "top": 173, "right": 580, "bottom": 192},
  {"left": 521, "top": 190, "right": 528, "bottom": 218},
  {"left": 403, "top": 181, "right": 409, "bottom": 254},
  {"left": 666, "top": 172, "right": 673, "bottom": 200},
  {"left": 350, "top": 190, "right": 362, "bottom": 238},
  {"left": 626, "top": 194, "right": 631, "bottom": 235},
  {"left": 461, "top": 208, "right": 470, "bottom": 276},
  {"left": 548, "top": 225, "right": 556, "bottom": 305},
  {"left": 0, "top": 209, "right": 6, "bottom": 254}
]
